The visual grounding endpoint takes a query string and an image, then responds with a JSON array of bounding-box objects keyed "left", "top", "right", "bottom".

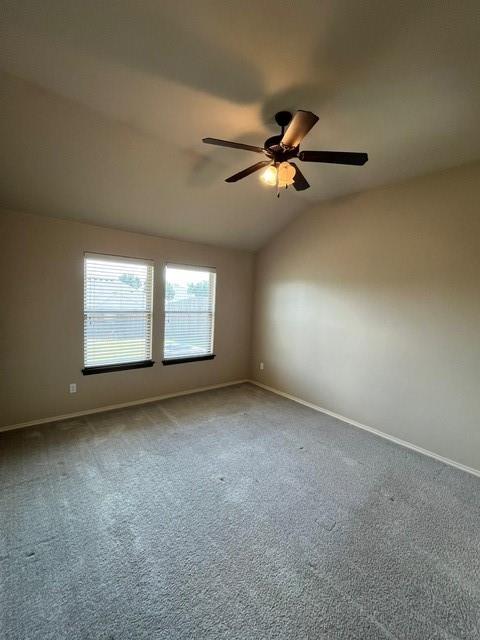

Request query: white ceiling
[{"left": 1, "top": 0, "right": 479, "bottom": 250}]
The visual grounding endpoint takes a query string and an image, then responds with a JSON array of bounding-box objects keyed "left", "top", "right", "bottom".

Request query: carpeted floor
[{"left": 1, "top": 383, "right": 479, "bottom": 640}]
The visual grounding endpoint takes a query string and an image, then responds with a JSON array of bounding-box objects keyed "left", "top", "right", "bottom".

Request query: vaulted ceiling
[{"left": 1, "top": 1, "right": 479, "bottom": 250}]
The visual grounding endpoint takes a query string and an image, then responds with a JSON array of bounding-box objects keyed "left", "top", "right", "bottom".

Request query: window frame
[
  {"left": 162, "top": 262, "right": 216, "bottom": 366},
  {"left": 82, "top": 251, "right": 155, "bottom": 375}
]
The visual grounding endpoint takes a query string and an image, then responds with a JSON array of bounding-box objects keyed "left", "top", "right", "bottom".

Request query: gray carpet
[{"left": 1, "top": 383, "right": 479, "bottom": 640}]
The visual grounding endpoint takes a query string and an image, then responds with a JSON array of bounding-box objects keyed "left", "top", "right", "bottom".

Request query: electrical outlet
[
  {"left": 259, "top": 362, "right": 264, "bottom": 371},
  {"left": 69, "top": 383, "right": 77, "bottom": 394}
]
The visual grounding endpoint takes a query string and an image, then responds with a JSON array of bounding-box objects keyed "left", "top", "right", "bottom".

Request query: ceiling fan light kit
[
  {"left": 260, "top": 165, "right": 278, "bottom": 186},
  {"left": 261, "top": 161, "right": 296, "bottom": 188},
  {"left": 203, "top": 110, "right": 369, "bottom": 195}
]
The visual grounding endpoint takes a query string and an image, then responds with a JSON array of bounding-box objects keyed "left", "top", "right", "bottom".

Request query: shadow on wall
[
  {"left": 253, "top": 164, "right": 480, "bottom": 469},
  {"left": 258, "top": 182, "right": 480, "bottom": 289}
]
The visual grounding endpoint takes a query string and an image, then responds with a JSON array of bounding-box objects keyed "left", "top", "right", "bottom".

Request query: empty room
[{"left": 1, "top": 1, "right": 480, "bottom": 638}]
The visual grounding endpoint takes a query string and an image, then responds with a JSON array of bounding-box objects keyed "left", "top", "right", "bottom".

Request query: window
[
  {"left": 83, "top": 253, "right": 154, "bottom": 374},
  {"left": 163, "top": 264, "right": 216, "bottom": 364}
]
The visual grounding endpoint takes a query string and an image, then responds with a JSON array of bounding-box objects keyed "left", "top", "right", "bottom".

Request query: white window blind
[
  {"left": 163, "top": 264, "right": 216, "bottom": 361},
  {"left": 84, "top": 253, "right": 154, "bottom": 368}
]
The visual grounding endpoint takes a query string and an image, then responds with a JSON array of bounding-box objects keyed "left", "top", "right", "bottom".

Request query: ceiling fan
[{"left": 202, "top": 110, "right": 368, "bottom": 193}]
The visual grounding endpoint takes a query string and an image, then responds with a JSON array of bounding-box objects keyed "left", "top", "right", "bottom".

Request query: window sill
[
  {"left": 82, "top": 360, "right": 154, "bottom": 375},
  {"left": 162, "top": 354, "right": 215, "bottom": 366}
]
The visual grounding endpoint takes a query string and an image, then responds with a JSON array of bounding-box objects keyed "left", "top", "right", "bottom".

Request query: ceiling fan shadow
[
  {"left": 3, "top": 0, "right": 264, "bottom": 105},
  {"left": 311, "top": 0, "right": 422, "bottom": 82},
  {"left": 261, "top": 84, "right": 333, "bottom": 131},
  {"left": 260, "top": 2, "right": 424, "bottom": 134},
  {"left": 185, "top": 151, "right": 229, "bottom": 188}
]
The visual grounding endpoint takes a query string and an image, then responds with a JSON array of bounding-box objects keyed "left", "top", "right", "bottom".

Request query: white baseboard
[
  {"left": 4, "top": 377, "right": 479, "bottom": 479},
  {"left": 0, "top": 380, "right": 248, "bottom": 434},
  {"left": 248, "top": 380, "right": 480, "bottom": 479}
]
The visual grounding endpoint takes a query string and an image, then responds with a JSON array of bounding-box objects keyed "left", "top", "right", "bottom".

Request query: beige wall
[
  {"left": 3, "top": 162, "right": 480, "bottom": 470},
  {"left": 252, "top": 162, "right": 480, "bottom": 470},
  {"left": 0, "top": 210, "right": 253, "bottom": 426}
]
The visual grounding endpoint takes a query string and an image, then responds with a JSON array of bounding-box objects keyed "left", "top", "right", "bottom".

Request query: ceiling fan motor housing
[
  {"left": 264, "top": 112, "right": 300, "bottom": 161},
  {"left": 264, "top": 134, "right": 299, "bottom": 162}
]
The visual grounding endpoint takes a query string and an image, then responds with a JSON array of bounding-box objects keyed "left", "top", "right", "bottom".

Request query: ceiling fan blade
[
  {"left": 202, "top": 138, "right": 265, "bottom": 154},
  {"left": 281, "top": 111, "right": 319, "bottom": 149},
  {"left": 290, "top": 163, "right": 310, "bottom": 191},
  {"left": 225, "top": 160, "right": 271, "bottom": 183},
  {"left": 299, "top": 150, "right": 368, "bottom": 165}
]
